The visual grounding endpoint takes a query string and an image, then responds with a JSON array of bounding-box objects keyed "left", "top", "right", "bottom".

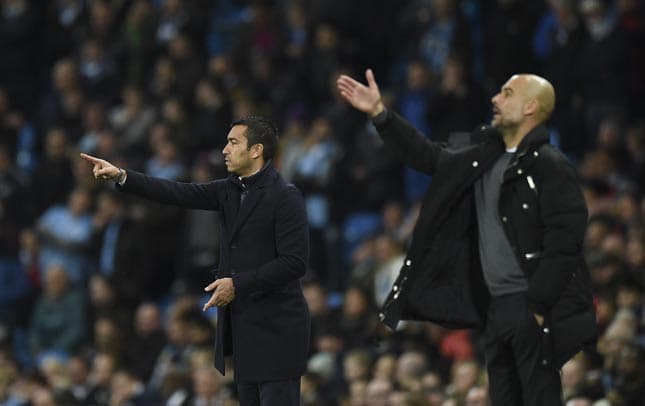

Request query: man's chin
[{"left": 490, "top": 116, "right": 505, "bottom": 128}]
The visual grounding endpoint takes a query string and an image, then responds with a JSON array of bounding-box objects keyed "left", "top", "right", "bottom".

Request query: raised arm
[
  {"left": 337, "top": 70, "right": 442, "bottom": 174},
  {"left": 80, "top": 153, "right": 221, "bottom": 210}
]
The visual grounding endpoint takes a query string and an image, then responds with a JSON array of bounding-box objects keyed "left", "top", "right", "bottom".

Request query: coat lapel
[
  {"left": 225, "top": 165, "right": 275, "bottom": 241},
  {"left": 230, "top": 186, "right": 265, "bottom": 239}
]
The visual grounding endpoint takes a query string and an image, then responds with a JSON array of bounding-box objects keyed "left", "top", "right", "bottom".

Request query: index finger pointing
[{"left": 79, "top": 153, "right": 102, "bottom": 164}]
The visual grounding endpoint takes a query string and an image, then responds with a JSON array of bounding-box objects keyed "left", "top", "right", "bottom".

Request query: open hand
[
  {"left": 203, "top": 278, "right": 236, "bottom": 310},
  {"left": 80, "top": 153, "right": 122, "bottom": 181},
  {"left": 336, "top": 69, "right": 385, "bottom": 117}
]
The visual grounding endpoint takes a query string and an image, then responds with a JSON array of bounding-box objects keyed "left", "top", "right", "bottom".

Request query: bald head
[
  {"left": 491, "top": 73, "right": 556, "bottom": 146},
  {"left": 511, "top": 74, "right": 555, "bottom": 123}
]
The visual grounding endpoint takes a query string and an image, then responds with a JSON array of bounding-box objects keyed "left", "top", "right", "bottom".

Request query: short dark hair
[{"left": 231, "top": 116, "right": 278, "bottom": 160}]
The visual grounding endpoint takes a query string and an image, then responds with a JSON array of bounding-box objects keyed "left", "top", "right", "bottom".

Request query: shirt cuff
[
  {"left": 371, "top": 108, "right": 389, "bottom": 126},
  {"left": 117, "top": 169, "right": 127, "bottom": 186}
]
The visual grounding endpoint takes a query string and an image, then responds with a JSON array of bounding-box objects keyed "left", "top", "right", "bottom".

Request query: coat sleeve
[
  {"left": 232, "top": 186, "right": 309, "bottom": 296},
  {"left": 117, "top": 170, "right": 222, "bottom": 210},
  {"left": 527, "top": 156, "right": 588, "bottom": 315},
  {"left": 373, "top": 109, "right": 444, "bottom": 175}
]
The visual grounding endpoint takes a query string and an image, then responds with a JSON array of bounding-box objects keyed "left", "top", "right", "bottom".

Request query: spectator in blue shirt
[{"left": 36, "top": 188, "right": 94, "bottom": 283}]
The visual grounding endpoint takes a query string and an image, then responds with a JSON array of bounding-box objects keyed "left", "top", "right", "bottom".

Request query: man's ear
[
  {"left": 251, "top": 144, "right": 264, "bottom": 159},
  {"left": 524, "top": 98, "right": 539, "bottom": 117}
]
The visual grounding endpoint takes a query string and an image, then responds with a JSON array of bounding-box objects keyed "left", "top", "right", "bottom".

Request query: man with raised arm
[
  {"left": 337, "top": 70, "right": 596, "bottom": 405},
  {"left": 81, "top": 116, "right": 310, "bottom": 406}
]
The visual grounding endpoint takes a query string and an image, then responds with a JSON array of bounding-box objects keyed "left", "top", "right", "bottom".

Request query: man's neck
[
  {"left": 239, "top": 169, "right": 259, "bottom": 179},
  {"left": 500, "top": 121, "right": 539, "bottom": 149},
  {"left": 238, "top": 161, "right": 266, "bottom": 179}
]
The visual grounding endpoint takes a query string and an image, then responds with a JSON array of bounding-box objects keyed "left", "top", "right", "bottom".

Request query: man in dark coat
[
  {"left": 81, "top": 116, "right": 310, "bottom": 406},
  {"left": 337, "top": 70, "right": 596, "bottom": 405}
]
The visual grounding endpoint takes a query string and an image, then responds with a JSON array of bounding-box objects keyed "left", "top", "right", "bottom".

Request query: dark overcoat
[
  {"left": 377, "top": 110, "right": 596, "bottom": 368},
  {"left": 119, "top": 165, "right": 310, "bottom": 381}
]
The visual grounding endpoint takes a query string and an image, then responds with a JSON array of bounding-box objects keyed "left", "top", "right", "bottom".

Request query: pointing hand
[{"left": 80, "top": 153, "right": 124, "bottom": 182}]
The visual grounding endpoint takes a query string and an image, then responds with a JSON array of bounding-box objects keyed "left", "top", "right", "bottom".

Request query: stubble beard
[{"left": 492, "top": 116, "right": 520, "bottom": 140}]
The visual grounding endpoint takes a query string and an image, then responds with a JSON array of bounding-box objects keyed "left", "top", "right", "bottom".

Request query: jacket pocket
[{"left": 551, "top": 310, "right": 597, "bottom": 368}]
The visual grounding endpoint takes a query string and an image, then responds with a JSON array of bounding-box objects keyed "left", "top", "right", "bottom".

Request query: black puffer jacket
[{"left": 377, "top": 110, "right": 596, "bottom": 368}]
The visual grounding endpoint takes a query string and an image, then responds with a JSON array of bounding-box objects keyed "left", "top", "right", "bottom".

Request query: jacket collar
[
  {"left": 514, "top": 124, "right": 550, "bottom": 158},
  {"left": 228, "top": 160, "right": 273, "bottom": 190},
  {"left": 469, "top": 124, "right": 505, "bottom": 149},
  {"left": 503, "top": 124, "right": 550, "bottom": 181}
]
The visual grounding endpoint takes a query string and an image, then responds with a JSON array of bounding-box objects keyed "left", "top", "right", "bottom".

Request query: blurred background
[{"left": 0, "top": 0, "right": 644, "bottom": 405}]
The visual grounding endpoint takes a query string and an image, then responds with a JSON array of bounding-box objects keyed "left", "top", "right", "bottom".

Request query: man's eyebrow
[{"left": 503, "top": 86, "right": 514, "bottom": 95}]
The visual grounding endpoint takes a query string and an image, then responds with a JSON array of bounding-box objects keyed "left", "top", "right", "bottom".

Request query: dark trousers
[
  {"left": 237, "top": 378, "right": 300, "bottom": 406},
  {"left": 485, "top": 292, "right": 563, "bottom": 406}
]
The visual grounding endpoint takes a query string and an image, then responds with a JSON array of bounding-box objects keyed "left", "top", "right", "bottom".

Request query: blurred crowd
[{"left": 0, "top": 0, "right": 644, "bottom": 405}]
